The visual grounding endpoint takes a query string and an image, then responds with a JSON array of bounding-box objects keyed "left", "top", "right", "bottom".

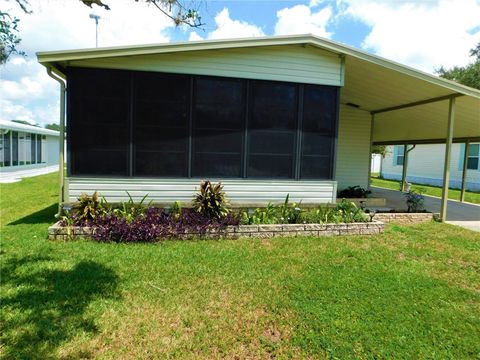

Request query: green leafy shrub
[
  {"left": 335, "top": 199, "right": 369, "bottom": 222},
  {"left": 404, "top": 190, "right": 425, "bottom": 212},
  {"left": 241, "top": 203, "right": 278, "bottom": 225},
  {"left": 75, "top": 191, "right": 107, "bottom": 221},
  {"left": 278, "top": 194, "right": 302, "bottom": 224},
  {"left": 337, "top": 186, "right": 371, "bottom": 198},
  {"left": 113, "top": 192, "right": 151, "bottom": 223},
  {"left": 192, "top": 180, "right": 230, "bottom": 220}
]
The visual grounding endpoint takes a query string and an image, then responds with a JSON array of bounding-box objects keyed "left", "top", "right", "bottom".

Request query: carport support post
[
  {"left": 401, "top": 144, "right": 409, "bottom": 192},
  {"left": 440, "top": 97, "right": 456, "bottom": 222},
  {"left": 460, "top": 140, "right": 470, "bottom": 202},
  {"left": 367, "top": 113, "right": 375, "bottom": 189}
]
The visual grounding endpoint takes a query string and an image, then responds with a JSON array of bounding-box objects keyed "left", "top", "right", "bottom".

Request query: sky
[{"left": 1, "top": 0, "right": 479, "bottom": 127}]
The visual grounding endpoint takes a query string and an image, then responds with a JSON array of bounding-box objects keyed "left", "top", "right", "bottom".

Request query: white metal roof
[
  {"left": 0, "top": 120, "right": 60, "bottom": 136},
  {"left": 37, "top": 34, "right": 480, "bottom": 144}
]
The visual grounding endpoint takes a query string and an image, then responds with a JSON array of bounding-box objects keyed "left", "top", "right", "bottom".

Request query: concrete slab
[
  {"left": 0, "top": 165, "right": 59, "bottom": 183},
  {"left": 370, "top": 187, "right": 480, "bottom": 232}
]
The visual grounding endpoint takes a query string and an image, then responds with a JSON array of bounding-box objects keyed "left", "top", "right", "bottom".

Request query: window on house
[
  {"left": 69, "top": 67, "right": 130, "bottom": 176},
  {"left": 3, "top": 132, "right": 10, "bottom": 167},
  {"left": 193, "top": 77, "right": 244, "bottom": 178},
  {"left": 396, "top": 145, "right": 404, "bottom": 166},
  {"left": 0, "top": 133, "right": 4, "bottom": 167},
  {"left": 31, "top": 133, "right": 36, "bottom": 164},
  {"left": 68, "top": 68, "right": 339, "bottom": 180},
  {"left": 12, "top": 131, "right": 18, "bottom": 166},
  {"left": 467, "top": 144, "right": 480, "bottom": 170}
]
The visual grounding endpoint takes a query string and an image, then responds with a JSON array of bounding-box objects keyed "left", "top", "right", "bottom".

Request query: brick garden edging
[
  {"left": 373, "top": 212, "right": 438, "bottom": 225},
  {"left": 48, "top": 221, "right": 385, "bottom": 241}
]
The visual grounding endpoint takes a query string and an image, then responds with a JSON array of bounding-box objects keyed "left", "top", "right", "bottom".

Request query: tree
[
  {"left": 1, "top": 0, "right": 205, "bottom": 64},
  {"left": 371, "top": 145, "right": 388, "bottom": 158},
  {"left": 436, "top": 43, "right": 480, "bottom": 90},
  {"left": 45, "top": 123, "right": 60, "bottom": 131}
]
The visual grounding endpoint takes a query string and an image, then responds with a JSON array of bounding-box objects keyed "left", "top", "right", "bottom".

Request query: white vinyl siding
[
  {"left": 335, "top": 104, "right": 371, "bottom": 189},
  {"left": 66, "top": 178, "right": 337, "bottom": 204},
  {"left": 381, "top": 143, "right": 480, "bottom": 191},
  {"left": 68, "top": 45, "right": 343, "bottom": 87}
]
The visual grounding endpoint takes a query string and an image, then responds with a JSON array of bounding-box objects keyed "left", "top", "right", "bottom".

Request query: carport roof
[{"left": 37, "top": 34, "right": 480, "bottom": 144}]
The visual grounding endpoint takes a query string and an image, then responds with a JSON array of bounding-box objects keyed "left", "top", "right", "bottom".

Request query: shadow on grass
[
  {"left": 1, "top": 255, "right": 119, "bottom": 359},
  {"left": 9, "top": 203, "right": 58, "bottom": 225}
]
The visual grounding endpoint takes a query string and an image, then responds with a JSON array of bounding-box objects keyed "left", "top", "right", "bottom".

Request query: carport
[{"left": 336, "top": 45, "right": 480, "bottom": 221}]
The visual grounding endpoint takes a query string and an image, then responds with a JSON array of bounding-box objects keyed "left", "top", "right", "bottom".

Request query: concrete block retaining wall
[
  {"left": 374, "top": 212, "right": 437, "bottom": 225},
  {"left": 48, "top": 221, "right": 385, "bottom": 241}
]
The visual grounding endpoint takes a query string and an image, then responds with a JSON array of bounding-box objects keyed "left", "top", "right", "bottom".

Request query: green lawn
[
  {"left": 371, "top": 176, "right": 480, "bottom": 204},
  {"left": 1, "top": 173, "right": 479, "bottom": 359}
]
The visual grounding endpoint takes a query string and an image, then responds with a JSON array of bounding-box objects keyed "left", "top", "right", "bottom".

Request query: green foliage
[
  {"left": 371, "top": 145, "right": 389, "bottom": 157},
  {"left": 113, "top": 192, "right": 151, "bottom": 222},
  {"left": 338, "top": 186, "right": 371, "bottom": 198},
  {"left": 192, "top": 180, "right": 230, "bottom": 220},
  {"left": 169, "top": 201, "right": 182, "bottom": 219},
  {"left": 45, "top": 123, "right": 60, "bottom": 131},
  {"left": 76, "top": 191, "right": 105, "bottom": 221},
  {"left": 436, "top": 42, "right": 480, "bottom": 90},
  {"left": 334, "top": 199, "right": 369, "bottom": 223},
  {"left": 404, "top": 190, "right": 425, "bottom": 213},
  {"left": 241, "top": 203, "right": 278, "bottom": 225},
  {"left": 241, "top": 196, "right": 369, "bottom": 225}
]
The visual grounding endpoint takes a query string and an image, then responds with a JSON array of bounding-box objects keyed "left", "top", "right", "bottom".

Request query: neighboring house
[
  {"left": 371, "top": 154, "right": 382, "bottom": 174},
  {"left": 0, "top": 120, "right": 60, "bottom": 174},
  {"left": 36, "top": 34, "right": 480, "bottom": 206},
  {"left": 381, "top": 144, "right": 480, "bottom": 191}
]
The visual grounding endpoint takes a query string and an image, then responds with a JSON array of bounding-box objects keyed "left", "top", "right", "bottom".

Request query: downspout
[{"left": 46, "top": 67, "right": 66, "bottom": 217}]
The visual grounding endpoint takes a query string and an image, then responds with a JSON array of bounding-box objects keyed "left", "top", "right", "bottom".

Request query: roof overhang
[
  {"left": 37, "top": 34, "right": 480, "bottom": 144},
  {"left": 0, "top": 120, "right": 60, "bottom": 136}
]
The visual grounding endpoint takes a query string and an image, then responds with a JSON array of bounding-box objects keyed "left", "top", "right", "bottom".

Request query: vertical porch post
[
  {"left": 440, "top": 97, "right": 456, "bottom": 222},
  {"left": 401, "top": 144, "right": 408, "bottom": 192},
  {"left": 460, "top": 140, "right": 470, "bottom": 202},
  {"left": 367, "top": 113, "right": 375, "bottom": 189}
]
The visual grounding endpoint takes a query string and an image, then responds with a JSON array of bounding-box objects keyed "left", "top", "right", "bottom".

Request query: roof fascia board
[
  {"left": 373, "top": 137, "right": 480, "bottom": 146},
  {"left": 37, "top": 34, "right": 480, "bottom": 99}
]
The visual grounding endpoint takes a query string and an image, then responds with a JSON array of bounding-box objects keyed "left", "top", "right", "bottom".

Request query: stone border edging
[
  {"left": 48, "top": 221, "right": 385, "bottom": 241},
  {"left": 373, "top": 212, "right": 438, "bottom": 224}
]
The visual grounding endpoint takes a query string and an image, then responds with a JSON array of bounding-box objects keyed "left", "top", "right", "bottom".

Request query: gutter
[{"left": 46, "top": 67, "right": 66, "bottom": 217}]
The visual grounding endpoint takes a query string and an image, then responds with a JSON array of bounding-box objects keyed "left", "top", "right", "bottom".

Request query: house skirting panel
[{"left": 65, "top": 177, "right": 337, "bottom": 205}]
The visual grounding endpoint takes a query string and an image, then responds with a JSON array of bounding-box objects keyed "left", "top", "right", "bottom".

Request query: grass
[
  {"left": 371, "top": 176, "right": 480, "bottom": 204},
  {"left": 1, "top": 173, "right": 480, "bottom": 359}
]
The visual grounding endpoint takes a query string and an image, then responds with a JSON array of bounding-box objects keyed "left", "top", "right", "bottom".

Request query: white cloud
[
  {"left": 274, "top": 4, "right": 333, "bottom": 38},
  {"left": 338, "top": 0, "right": 480, "bottom": 72},
  {"left": 188, "top": 31, "right": 204, "bottom": 41},
  {"left": 0, "top": 0, "right": 176, "bottom": 126},
  {"left": 206, "top": 8, "right": 265, "bottom": 40}
]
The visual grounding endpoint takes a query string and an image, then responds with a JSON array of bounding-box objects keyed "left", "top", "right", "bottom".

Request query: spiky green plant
[{"left": 192, "top": 180, "right": 230, "bottom": 220}]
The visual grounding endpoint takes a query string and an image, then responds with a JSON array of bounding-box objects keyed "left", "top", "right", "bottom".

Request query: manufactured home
[
  {"left": 0, "top": 120, "right": 59, "bottom": 176},
  {"left": 37, "top": 34, "right": 480, "bottom": 220},
  {"left": 381, "top": 144, "right": 480, "bottom": 192}
]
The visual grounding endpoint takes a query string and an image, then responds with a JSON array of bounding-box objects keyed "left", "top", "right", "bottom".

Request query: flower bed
[
  {"left": 48, "top": 221, "right": 385, "bottom": 241},
  {"left": 52, "top": 181, "right": 383, "bottom": 243}
]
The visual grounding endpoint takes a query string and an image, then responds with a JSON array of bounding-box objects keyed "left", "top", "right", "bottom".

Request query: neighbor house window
[
  {"left": 68, "top": 68, "right": 339, "bottom": 180},
  {"left": 3, "top": 132, "right": 10, "bottom": 167},
  {"left": 12, "top": 131, "right": 18, "bottom": 166},
  {"left": 18, "top": 132, "right": 26, "bottom": 165},
  {"left": 467, "top": 144, "right": 480, "bottom": 170},
  {"left": 31, "top": 133, "right": 37, "bottom": 164},
  {"left": 395, "top": 145, "right": 404, "bottom": 166},
  {"left": 0, "top": 133, "right": 4, "bottom": 167}
]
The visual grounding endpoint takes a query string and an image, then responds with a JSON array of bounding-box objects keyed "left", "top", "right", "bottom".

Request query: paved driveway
[{"left": 371, "top": 187, "right": 480, "bottom": 232}]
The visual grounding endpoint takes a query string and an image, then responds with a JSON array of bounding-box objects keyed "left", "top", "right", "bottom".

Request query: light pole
[{"left": 89, "top": 13, "right": 101, "bottom": 47}]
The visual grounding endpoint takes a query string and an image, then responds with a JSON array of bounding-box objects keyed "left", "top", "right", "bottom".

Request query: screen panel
[
  {"left": 133, "top": 71, "right": 189, "bottom": 177},
  {"left": 192, "top": 77, "right": 244, "bottom": 177},
  {"left": 69, "top": 67, "right": 130, "bottom": 176},
  {"left": 248, "top": 80, "right": 297, "bottom": 179},
  {"left": 300, "top": 85, "right": 337, "bottom": 179}
]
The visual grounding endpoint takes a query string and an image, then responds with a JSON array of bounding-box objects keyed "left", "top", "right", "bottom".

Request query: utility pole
[{"left": 89, "top": 14, "right": 101, "bottom": 47}]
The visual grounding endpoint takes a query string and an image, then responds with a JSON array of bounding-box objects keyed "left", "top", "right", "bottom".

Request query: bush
[
  {"left": 192, "top": 180, "right": 230, "bottom": 220},
  {"left": 405, "top": 190, "right": 425, "bottom": 212},
  {"left": 75, "top": 191, "right": 107, "bottom": 221},
  {"left": 337, "top": 186, "right": 371, "bottom": 198}
]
